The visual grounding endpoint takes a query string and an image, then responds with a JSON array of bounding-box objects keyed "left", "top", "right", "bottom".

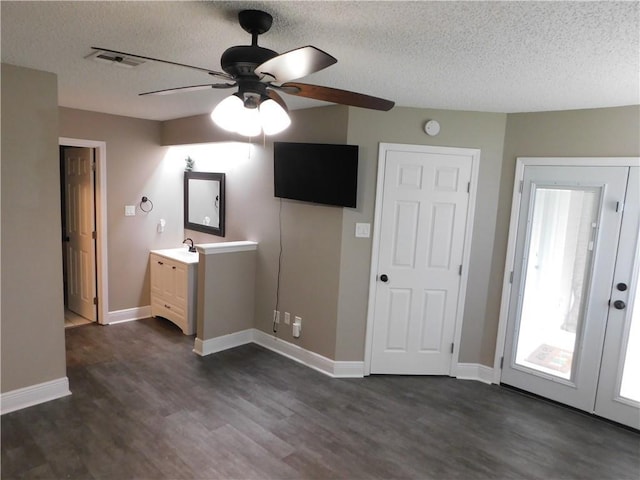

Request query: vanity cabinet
[{"left": 150, "top": 251, "right": 197, "bottom": 335}]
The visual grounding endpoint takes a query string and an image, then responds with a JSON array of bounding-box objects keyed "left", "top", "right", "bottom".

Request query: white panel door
[
  {"left": 65, "top": 147, "right": 96, "bottom": 321},
  {"left": 370, "top": 146, "right": 473, "bottom": 374}
]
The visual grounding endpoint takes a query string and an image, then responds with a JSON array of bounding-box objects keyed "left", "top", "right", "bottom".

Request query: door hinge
[
  {"left": 93, "top": 297, "right": 98, "bottom": 306},
  {"left": 616, "top": 201, "right": 623, "bottom": 213},
  {"left": 458, "top": 265, "right": 463, "bottom": 276},
  {"left": 91, "top": 231, "right": 97, "bottom": 240},
  {"left": 450, "top": 343, "right": 454, "bottom": 354},
  {"left": 467, "top": 182, "right": 471, "bottom": 193},
  {"left": 91, "top": 161, "right": 96, "bottom": 172},
  {"left": 519, "top": 181, "right": 523, "bottom": 193},
  {"left": 500, "top": 356, "right": 504, "bottom": 369},
  {"left": 509, "top": 271, "right": 514, "bottom": 283}
]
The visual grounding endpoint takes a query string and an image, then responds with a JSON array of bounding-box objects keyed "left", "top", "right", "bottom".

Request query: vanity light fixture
[{"left": 211, "top": 91, "right": 291, "bottom": 137}]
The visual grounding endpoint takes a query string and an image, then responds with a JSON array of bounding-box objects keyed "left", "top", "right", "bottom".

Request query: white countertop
[{"left": 150, "top": 248, "right": 199, "bottom": 264}]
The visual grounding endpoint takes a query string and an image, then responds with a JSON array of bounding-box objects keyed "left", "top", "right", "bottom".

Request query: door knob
[
  {"left": 616, "top": 283, "right": 628, "bottom": 291},
  {"left": 379, "top": 274, "right": 389, "bottom": 283},
  {"left": 613, "top": 300, "right": 626, "bottom": 310}
]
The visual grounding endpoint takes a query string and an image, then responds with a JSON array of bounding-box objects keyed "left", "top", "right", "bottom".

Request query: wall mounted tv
[{"left": 273, "top": 142, "right": 359, "bottom": 208}]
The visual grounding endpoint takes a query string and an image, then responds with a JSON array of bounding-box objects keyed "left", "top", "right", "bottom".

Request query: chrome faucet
[{"left": 183, "top": 238, "right": 196, "bottom": 252}]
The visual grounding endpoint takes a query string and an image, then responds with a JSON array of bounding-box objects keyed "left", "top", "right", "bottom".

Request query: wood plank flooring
[{"left": 2, "top": 317, "right": 639, "bottom": 479}]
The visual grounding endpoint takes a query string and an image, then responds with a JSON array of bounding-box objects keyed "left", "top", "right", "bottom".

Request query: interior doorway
[
  {"left": 59, "top": 137, "right": 108, "bottom": 325},
  {"left": 60, "top": 146, "right": 96, "bottom": 327}
]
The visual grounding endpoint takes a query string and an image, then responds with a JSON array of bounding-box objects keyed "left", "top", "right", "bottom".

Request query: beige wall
[
  {"left": 58, "top": 108, "right": 176, "bottom": 311},
  {"left": 483, "top": 105, "right": 640, "bottom": 365},
  {"left": 1, "top": 64, "right": 66, "bottom": 392},
  {"left": 197, "top": 251, "right": 256, "bottom": 340},
  {"left": 3, "top": 63, "right": 636, "bottom": 400},
  {"left": 58, "top": 103, "right": 640, "bottom": 368},
  {"left": 162, "top": 106, "right": 349, "bottom": 359},
  {"left": 340, "top": 107, "right": 508, "bottom": 362}
]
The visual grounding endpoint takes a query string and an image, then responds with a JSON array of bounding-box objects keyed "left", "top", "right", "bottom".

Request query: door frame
[
  {"left": 364, "top": 143, "right": 481, "bottom": 376},
  {"left": 59, "top": 137, "right": 109, "bottom": 325},
  {"left": 493, "top": 156, "right": 640, "bottom": 384}
]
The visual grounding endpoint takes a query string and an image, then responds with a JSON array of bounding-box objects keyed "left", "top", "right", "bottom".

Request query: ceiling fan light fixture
[
  {"left": 211, "top": 92, "right": 291, "bottom": 137},
  {"left": 235, "top": 106, "right": 262, "bottom": 137},
  {"left": 210, "top": 93, "right": 244, "bottom": 132},
  {"left": 259, "top": 98, "right": 291, "bottom": 135}
]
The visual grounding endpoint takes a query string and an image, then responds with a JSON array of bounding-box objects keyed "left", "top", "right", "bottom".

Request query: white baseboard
[
  {"left": 253, "top": 329, "right": 364, "bottom": 378},
  {"left": 193, "top": 328, "right": 364, "bottom": 378},
  {"left": 456, "top": 363, "right": 495, "bottom": 384},
  {"left": 193, "top": 329, "right": 254, "bottom": 356},
  {"left": 106, "top": 305, "right": 151, "bottom": 324},
  {"left": 1, "top": 377, "right": 71, "bottom": 415}
]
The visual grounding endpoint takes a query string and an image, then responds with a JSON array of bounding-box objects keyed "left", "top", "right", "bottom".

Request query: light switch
[
  {"left": 355, "top": 222, "right": 371, "bottom": 238},
  {"left": 125, "top": 205, "right": 136, "bottom": 216}
]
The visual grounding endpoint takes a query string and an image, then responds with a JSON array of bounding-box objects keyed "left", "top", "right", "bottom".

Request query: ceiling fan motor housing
[{"left": 220, "top": 45, "right": 278, "bottom": 77}]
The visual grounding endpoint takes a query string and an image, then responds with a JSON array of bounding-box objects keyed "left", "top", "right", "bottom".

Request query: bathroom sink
[{"left": 151, "top": 247, "right": 199, "bottom": 264}]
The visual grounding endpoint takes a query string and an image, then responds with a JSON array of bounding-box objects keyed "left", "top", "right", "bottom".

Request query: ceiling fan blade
[
  {"left": 140, "top": 83, "right": 236, "bottom": 96},
  {"left": 91, "top": 47, "right": 233, "bottom": 81},
  {"left": 256, "top": 46, "right": 336, "bottom": 83},
  {"left": 266, "top": 89, "right": 289, "bottom": 111},
  {"left": 281, "top": 82, "right": 395, "bottom": 111}
]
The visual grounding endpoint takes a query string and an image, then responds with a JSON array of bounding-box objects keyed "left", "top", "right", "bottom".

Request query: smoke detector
[{"left": 86, "top": 50, "right": 145, "bottom": 68}]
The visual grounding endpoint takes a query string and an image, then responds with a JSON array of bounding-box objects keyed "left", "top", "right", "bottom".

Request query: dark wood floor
[{"left": 2, "top": 318, "right": 638, "bottom": 479}]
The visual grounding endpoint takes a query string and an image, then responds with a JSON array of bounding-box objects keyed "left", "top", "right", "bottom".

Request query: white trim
[
  {"left": 516, "top": 157, "right": 640, "bottom": 167},
  {"left": 196, "top": 241, "right": 258, "bottom": 255},
  {"left": 107, "top": 305, "right": 151, "bottom": 324},
  {"left": 332, "top": 361, "right": 366, "bottom": 378},
  {"left": 456, "top": 363, "right": 495, "bottom": 385},
  {"left": 364, "top": 143, "right": 481, "bottom": 376},
  {"left": 493, "top": 156, "right": 640, "bottom": 384},
  {"left": 451, "top": 148, "right": 481, "bottom": 375},
  {"left": 59, "top": 137, "right": 109, "bottom": 325},
  {"left": 192, "top": 329, "right": 365, "bottom": 378},
  {"left": 193, "top": 329, "right": 254, "bottom": 356},
  {"left": 252, "top": 329, "right": 364, "bottom": 378},
  {"left": 1, "top": 377, "right": 71, "bottom": 415}
]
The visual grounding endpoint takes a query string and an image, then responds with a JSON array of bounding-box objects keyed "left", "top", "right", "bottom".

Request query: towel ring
[{"left": 140, "top": 196, "right": 154, "bottom": 213}]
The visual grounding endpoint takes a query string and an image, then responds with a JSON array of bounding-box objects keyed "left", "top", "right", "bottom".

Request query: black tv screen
[{"left": 273, "top": 142, "right": 358, "bottom": 208}]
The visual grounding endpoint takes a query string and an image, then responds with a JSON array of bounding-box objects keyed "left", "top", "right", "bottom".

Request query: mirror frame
[{"left": 184, "top": 171, "right": 225, "bottom": 237}]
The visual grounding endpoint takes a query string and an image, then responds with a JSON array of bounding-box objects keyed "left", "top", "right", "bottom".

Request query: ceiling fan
[{"left": 92, "top": 9, "right": 394, "bottom": 136}]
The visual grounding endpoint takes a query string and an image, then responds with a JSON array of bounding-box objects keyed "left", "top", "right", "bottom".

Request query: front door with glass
[{"left": 501, "top": 162, "right": 639, "bottom": 429}]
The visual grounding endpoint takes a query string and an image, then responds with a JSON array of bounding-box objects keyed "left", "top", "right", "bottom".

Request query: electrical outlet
[
  {"left": 284, "top": 312, "right": 290, "bottom": 325},
  {"left": 273, "top": 310, "right": 280, "bottom": 324}
]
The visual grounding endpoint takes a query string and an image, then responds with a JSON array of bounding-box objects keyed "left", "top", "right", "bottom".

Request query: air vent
[{"left": 86, "top": 50, "right": 145, "bottom": 68}]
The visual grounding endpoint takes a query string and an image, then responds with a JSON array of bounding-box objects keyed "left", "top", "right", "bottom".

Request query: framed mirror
[{"left": 184, "top": 171, "right": 225, "bottom": 237}]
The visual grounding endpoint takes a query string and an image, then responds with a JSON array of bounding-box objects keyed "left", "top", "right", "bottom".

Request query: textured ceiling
[{"left": 1, "top": 1, "right": 638, "bottom": 121}]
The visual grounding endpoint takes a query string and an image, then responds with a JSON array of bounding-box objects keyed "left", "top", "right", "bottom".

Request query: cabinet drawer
[{"left": 151, "top": 298, "right": 186, "bottom": 331}]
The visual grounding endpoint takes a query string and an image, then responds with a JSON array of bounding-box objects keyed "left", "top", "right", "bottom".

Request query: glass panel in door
[
  {"left": 619, "top": 273, "right": 639, "bottom": 403},
  {"left": 515, "top": 187, "right": 599, "bottom": 380}
]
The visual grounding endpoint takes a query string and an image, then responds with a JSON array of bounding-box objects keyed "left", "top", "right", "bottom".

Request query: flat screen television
[{"left": 273, "top": 142, "right": 358, "bottom": 208}]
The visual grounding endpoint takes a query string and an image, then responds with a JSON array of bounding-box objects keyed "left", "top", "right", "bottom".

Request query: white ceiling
[{"left": 2, "top": 1, "right": 638, "bottom": 121}]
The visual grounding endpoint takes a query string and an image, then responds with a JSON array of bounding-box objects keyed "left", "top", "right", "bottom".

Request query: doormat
[{"left": 525, "top": 344, "right": 573, "bottom": 374}]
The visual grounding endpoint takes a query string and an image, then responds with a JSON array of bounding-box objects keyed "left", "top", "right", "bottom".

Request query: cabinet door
[
  {"left": 161, "top": 261, "right": 176, "bottom": 301},
  {"left": 173, "top": 262, "right": 188, "bottom": 308},
  {"left": 150, "top": 254, "right": 164, "bottom": 297}
]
